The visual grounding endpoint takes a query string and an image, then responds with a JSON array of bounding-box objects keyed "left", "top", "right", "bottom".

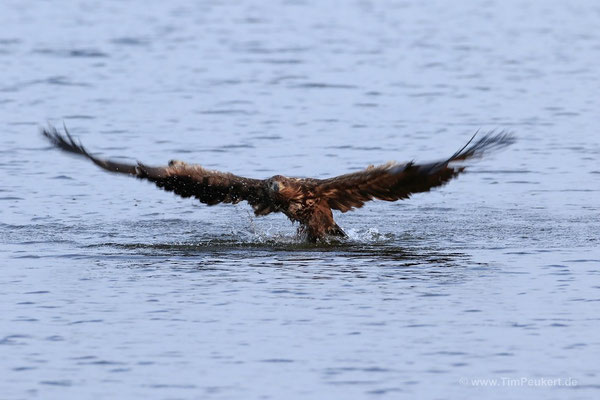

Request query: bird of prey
[{"left": 43, "top": 126, "right": 514, "bottom": 242}]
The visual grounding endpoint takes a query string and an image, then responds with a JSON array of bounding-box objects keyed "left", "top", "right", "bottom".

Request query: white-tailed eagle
[{"left": 43, "top": 126, "right": 514, "bottom": 242}]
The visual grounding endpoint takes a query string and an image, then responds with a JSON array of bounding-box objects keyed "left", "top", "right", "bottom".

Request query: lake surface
[{"left": 1, "top": 1, "right": 599, "bottom": 399}]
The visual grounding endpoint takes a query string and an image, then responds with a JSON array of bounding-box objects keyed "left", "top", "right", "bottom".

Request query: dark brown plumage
[{"left": 42, "top": 126, "right": 514, "bottom": 242}]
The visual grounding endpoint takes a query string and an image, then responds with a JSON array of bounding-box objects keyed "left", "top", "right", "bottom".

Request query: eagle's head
[{"left": 267, "top": 175, "right": 287, "bottom": 194}]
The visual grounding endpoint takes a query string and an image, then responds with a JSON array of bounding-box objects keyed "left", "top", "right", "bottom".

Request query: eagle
[{"left": 43, "top": 126, "right": 514, "bottom": 242}]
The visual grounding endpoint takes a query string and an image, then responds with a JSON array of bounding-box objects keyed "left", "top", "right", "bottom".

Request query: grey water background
[{"left": 1, "top": 0, "right": 599, "bottom": 399}]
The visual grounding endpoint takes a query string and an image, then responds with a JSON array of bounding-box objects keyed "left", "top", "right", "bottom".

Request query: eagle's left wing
[
  {"left": 315, "top": 132, "right": 514, "bottom": 212},
  {"left": 42, "top": 126, "right": 275, "bottom": 215}
]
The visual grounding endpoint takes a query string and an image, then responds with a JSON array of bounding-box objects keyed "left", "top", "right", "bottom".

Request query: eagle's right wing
[
  {"left": 314, "top": 132, "right": 515, "bottom": 212},
  {"left": 42, "top": 126, "right": 275, "bottom": 216}
]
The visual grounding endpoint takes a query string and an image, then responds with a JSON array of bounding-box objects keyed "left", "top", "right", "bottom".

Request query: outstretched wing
[
  {"left": 42, "top": 126, "right": 275, "bottom": 215},
  {"left": 315, "top": 132, "right": 515, "bottom": 212}
]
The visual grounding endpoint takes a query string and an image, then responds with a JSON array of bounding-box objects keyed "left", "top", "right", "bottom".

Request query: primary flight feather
[{"left": 43, "top": 126, "right": 514, "bottom": 242}]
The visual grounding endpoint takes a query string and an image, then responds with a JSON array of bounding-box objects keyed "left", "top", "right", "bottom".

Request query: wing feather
[
  {"left": 42, "top": 126, "right": 272, "bottom": 213},
  {"left": 316, "top": 132, "right": 515, "bottom": 212}
]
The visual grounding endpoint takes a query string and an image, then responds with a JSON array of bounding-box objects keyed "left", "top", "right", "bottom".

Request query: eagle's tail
[{"left": 42, "top": 124, "right": 139, "bottom": 175}]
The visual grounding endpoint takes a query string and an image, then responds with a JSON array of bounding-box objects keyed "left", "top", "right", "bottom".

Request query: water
[{"left": 1, "top": 1, "right": 599, "bottom": 399}]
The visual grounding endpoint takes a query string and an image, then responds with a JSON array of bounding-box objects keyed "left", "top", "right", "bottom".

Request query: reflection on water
[
  {"left": 96, "top": 239, "right": 470, "bottom": 272},
  {"left": 1, "top": 0, "right": 600, "bottom": 399}
]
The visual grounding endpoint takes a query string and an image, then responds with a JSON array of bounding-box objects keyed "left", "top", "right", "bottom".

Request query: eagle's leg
[
  {"left": 298, "top": 204, "right": 347, "bottom": 242},
  {"left": 327, "top": 223, "right": 347, "bottom": 238},
  {"left": 297, "top": 222, "right": 346, "bottom": 242}
]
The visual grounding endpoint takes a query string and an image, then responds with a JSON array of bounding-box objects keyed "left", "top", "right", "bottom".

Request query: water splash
[{"left": 345, "top": 227, "right": 395, "bottom": 243}]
